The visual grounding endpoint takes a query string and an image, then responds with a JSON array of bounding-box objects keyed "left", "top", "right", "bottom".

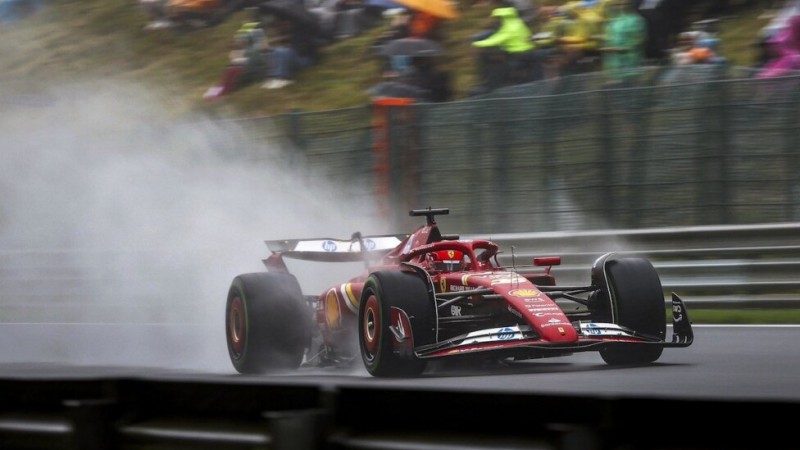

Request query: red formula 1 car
[{"left": 225, "top": 208, "right": 694, "bottom": 377}]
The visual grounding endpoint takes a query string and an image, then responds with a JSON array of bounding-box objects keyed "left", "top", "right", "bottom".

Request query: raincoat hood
[
  {"left": 491, "top": 6, "right": 520, "bottom": 19},
  {"left": 474, "top": 6, "right": 533, "bottom": 53}
]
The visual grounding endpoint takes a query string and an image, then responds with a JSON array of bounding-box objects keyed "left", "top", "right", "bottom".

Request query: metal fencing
[{"left": 219, "top": 65, "right": 800, "bottom": 234}]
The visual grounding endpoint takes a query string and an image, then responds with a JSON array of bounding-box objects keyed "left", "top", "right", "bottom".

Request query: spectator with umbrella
[
  {"left": 258, "top": 0, "right": 326, "bottom": 89},
  {"left": 368, "top": 37, "right": 452, "bottom": 102},
  {"left": 391, "top": 0, "right": 459, "bottom": 41}
]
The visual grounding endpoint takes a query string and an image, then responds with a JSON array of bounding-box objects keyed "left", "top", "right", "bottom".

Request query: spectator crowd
[{"left": 128, "top": 0, "right": 800, "bottom": 102}]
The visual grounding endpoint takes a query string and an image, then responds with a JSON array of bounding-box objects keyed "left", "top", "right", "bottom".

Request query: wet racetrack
[{"left": 1, "top": 324, "right": 798, "bottom": 403}]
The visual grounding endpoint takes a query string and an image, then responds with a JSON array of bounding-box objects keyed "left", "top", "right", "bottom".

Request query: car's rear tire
[
  {"left": 358, "top": 271, "right": 435, "bottom": 377},
  {"left": 226, "top": 272, "right": 312, "bottom": 374},
  {"left": 592, "top": 256, "right": 667, "bottom": 365}
]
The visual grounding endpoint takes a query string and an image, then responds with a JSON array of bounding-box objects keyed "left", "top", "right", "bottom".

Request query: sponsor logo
[
  {"left": 451, "top": 305, "right": 462, "bottom": 316},
  {"left": 363, "top": 239, "right": 376, "bottom": 250},
  {"left": 558, "top": 327, "right": 565, "bottom": 334},
  {"left": 482, "top": 273, "right": 526, "bottom": 285},
  {"left": 582, "top": 323, "right": 602, "bottom": 335},
  {"left": 509, "top": 288, "right": 540, "bottom": 298},
  {"left": 440, "top": 278, "right": 447, "bottom": 292},
  {"left": 673, "top": 302, "right": 683, "bottom": 322},
  {"left": 533, "top": 312, "right": 561, "bottom": 317},
  {"left": 449, "top": 285, "right": 469, "bottom": 292},
  {"left": 342, "top": 283, "right": 359, "bottom": 312},
  {"left": 322, "top": 240, "right": 337, "bottom": 252},
  {"left": 325, "top": 290, "right": 341, "bottom": 328},
  {"left": 547, "top": 318, "right": 563, "bottom": 324},
  {"left": 523, "top": 297, "right": 547, "bottom": 303},
  {"left": 392, "top": 310, "right": 407, "bottom": 341},
  {"left": 526, "top": 306, "right": 562, "bottom": 312},
  {"left": 497, "top": 327, "right": 515, "bottom": 340}
]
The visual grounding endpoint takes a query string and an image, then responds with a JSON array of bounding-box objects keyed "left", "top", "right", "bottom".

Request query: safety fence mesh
[{"left": 224, "top": 66, "right": 800, "bottom": 234}]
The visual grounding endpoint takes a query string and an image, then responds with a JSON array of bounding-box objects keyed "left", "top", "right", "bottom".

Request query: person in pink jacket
[{"left": 757, "top": 14, "right": 800, "bottom": 78}]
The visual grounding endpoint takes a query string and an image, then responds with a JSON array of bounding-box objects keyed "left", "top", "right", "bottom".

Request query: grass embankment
[{"left": 0, "top": 0, "right": 773, "bottom": 119}]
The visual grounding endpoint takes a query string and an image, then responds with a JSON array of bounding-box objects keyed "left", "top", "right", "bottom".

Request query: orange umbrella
[{"left": 392, "top": 0, "right": 459, "bottom": 19}]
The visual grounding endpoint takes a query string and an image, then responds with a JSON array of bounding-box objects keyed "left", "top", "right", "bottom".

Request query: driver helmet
[{"left": 428, "top": 250, "right": 465, "bottom": 272}]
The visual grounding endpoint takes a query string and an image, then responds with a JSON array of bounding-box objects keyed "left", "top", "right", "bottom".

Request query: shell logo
[
  {"left": 343, "top": 283, "right": 359, "bottom": 311},
  {"left": 509, "top": 288, "right": 541, "bottom": 298},
  {"left": 325, "top": 290, "right": 341, "bottom": 329}
]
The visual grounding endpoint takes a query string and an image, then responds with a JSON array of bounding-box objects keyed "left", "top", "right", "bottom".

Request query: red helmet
[{"left": 428, "top": 249, "right": 465, "bottom": 272}]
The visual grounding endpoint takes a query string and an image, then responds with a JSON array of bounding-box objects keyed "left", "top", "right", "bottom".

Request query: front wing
[{"left": 414, "top": 293, "right": 694, "bottom": 360}]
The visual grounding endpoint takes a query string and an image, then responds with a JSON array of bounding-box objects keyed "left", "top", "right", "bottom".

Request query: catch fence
[{"left": 215, "top": 65, "right": 800, "bottom": 234}]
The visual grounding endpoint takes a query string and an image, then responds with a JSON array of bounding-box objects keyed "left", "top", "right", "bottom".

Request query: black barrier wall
[{"left": 0, "top": 377, "right": 797, "bottom": 450}]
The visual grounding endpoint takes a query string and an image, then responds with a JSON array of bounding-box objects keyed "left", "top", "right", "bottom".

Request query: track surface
[{"left": 0, "top": 324, "right": 797, "bottom": 402}]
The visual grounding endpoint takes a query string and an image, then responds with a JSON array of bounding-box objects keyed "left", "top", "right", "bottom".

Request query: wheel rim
[
  {"left": 362, "top": 295, "right": 380, "bottom": 360},
  {"left": 229, "top": 296, "right": 245, "bottom": 357}
]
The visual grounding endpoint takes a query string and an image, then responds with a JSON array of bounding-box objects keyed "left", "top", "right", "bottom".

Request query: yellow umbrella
[
  {"left": 392, "top": 0, "right": 459, "bottom": 19},
  {"left": 166, "top": 0, "right": 225, "bottom": 18}
]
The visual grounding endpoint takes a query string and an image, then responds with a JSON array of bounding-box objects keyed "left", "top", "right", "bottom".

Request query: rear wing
[{"left": 265, "top": 234, "right": 408, "bottom": 263}]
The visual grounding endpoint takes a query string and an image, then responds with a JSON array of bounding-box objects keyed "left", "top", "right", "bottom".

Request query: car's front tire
[
  {"left": 591, "top": 255, "right": 667, "bottom": 365},
  {"left": 358, "top": 271, "right": 435, "bottom": 377}
]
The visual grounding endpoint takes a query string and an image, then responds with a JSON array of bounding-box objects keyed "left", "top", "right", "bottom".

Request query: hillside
[{"left": 0, "top": 0, "right": 773, "bottom": 120}]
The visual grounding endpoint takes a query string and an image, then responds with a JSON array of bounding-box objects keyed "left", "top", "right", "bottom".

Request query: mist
[{"left": 0, "top": 79, "right": 388, "bottom": 373}]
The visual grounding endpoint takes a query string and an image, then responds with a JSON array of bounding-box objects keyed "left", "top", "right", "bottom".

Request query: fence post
[
  {"left": 710, "top": 76, "right": 731, "bottom": 224},
  {"left": 598, "top": 89, "right": 616, "bottom": 224},
  {"left": 783, "top": 78, "right": 800, "bottom": 220},
  {"left": 371, "top": 97, "right": 415, "bottom": 228},
  {"left": 626, "top": 85, "right": 653, "bottom": 228},
  {"left": 287, "top": 109, "right": 305, "bottom": 156}
]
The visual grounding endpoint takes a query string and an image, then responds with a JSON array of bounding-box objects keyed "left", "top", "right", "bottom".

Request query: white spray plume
[{"left": 0, "top": 79, "right": 388, "bottom": 373}]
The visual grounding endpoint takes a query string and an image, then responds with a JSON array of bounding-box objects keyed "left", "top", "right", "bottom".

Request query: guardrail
[
  {"left": 469, "top": 222, "right": 800, "bottom": 309},
  {"left": 0, "top": 223, "right": 798, "bottom": 323}
]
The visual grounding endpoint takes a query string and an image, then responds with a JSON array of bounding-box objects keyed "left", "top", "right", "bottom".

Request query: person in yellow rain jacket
[
  {"left": 470, "top": 4, "right": 539, "bottom": 95},
  {"left": 551, "top": 1, "right": 605, "bottom": 74}
]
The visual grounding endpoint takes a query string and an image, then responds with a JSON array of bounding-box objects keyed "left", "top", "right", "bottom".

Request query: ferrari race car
[{"left": 225, "top": 208, "right": 694, "bottom": 377}]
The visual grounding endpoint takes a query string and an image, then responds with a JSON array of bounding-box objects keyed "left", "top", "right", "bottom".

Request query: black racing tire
[
  {"left": 595, "top": 257, "right": 667, "bottom": 365},
  {"left": 358, "top": 270, "right": 435, "bottom": 378},
  {"left": 226, "top": 272, "right": 312, "bottom": 374}
]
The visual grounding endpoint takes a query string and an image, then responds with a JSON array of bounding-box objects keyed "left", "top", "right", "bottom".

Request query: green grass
[
  {"left": 0, "top": 0, "right": 775, "bottom": 119},
  {"left": 686, "top": 309, "right": 800, "bottom": 324}
]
